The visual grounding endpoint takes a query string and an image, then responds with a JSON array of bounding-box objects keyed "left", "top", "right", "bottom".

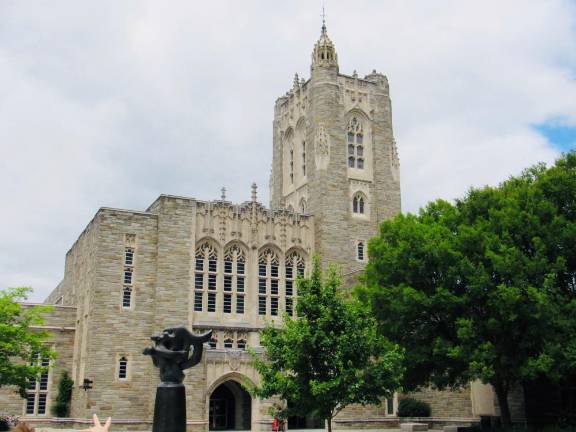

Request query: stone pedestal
[{"left": 153, "top": 383, "right": 186, "bottom": 432}]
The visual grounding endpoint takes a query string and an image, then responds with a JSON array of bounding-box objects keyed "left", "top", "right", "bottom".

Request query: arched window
[
  {"left": 224, "top": 245, "right": 246, "bottom": 314},
  {"left": 285, "top": 251, "right": 305, "bottom": 316},
  {"left": 122, "top": 286, "right": 132, "bottom": 309},
  {"left": 194, "top": 242, "right": 218, "bottom": 312},
  {"left": 289, "top": 148, "right": 294, "bottom": 184},
  {"left": 357, "top": 241, "right": 365, "bottom": 261},
  {"left": 237, "top": 339, "right": 247, "bottom": 350},
  {"left": 118, "top": 356, "right": 128, "bottom": 380},
  {"left": 299, "top": 198, "right": 307, "bottom": 214},
  {"left": 209, "top": 337, "right": 218, "bottom": 349},
  {"left": 302, "top": 141, "right": 306, "bottom": 176},
  {"left": 258, "top": 248, "right": 279, "bottom": 316},
  {"left": 347, "top": 117, "right": 364, "bottom": 169},
  {"left": 352, "top": 193, "right": 366, "bottom": 215}
]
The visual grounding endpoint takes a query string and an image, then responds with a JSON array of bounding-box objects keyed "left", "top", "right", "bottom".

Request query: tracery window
[
  {"left": 352, "top": 193, "right": 366, "bottom": 215},
  {"left": 347, "top": 117, "right": 364, "bottom": 169},
  {"left": 26, "top": 354, "right": 50, "bottom": 415},
  {"left": 299, "top": 198, "right": 307, "bottom": 214},
  {"left": 223, "top": 245, "right": 246, "bottom": 315},
  {"left": 285, "top": 251, "right": 305, "bottom": 316},
  {"left": 258, "top": 248, "right": 279, "bottom": 316},
  {"left": 194, "top": 242, "right": 218, "bottom": 312}
]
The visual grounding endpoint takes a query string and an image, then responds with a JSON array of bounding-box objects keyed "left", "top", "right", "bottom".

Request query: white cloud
[{"left": 0, "top": 0, "right": 575, "bottom": 300}]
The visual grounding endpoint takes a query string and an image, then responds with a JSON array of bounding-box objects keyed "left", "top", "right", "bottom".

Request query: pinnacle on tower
[{"left": 311, "top": 16, "right": 338, "bottom": 71}]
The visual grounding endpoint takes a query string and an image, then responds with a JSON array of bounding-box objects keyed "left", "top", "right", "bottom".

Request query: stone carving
[{"left": 314, "top": 124, "right": 330, "bottom": 170}]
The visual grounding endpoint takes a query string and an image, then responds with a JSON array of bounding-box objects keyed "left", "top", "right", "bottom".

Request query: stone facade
[{"left": 0, "top": 23, "right": 512, "bottom": 431}]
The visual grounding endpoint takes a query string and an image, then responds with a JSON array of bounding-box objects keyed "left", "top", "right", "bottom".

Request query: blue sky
[
  {"left": 535, "top": 123, "right": 576, "bottom": 152},
  {"left": 0, "top": 0, "right": 575, "bottom": 301}
]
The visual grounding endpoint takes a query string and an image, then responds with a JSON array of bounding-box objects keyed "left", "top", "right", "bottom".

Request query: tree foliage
[
  {"left": 359, "top": 152, "right": 576, "bottom": 426},
  {"left": 0, "top": 287, "right": 54, "bottom": 397},
  {"left": 51, "top": 371, "right": 74, "bottom": 417},
  {"left": 252, "top": 257, "right": 404, "bottom": 432}
]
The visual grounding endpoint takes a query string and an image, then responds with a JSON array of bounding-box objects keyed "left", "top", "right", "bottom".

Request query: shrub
[
  {"left": 0, "top": 414, "right": 19, "bottom": 431},
  {"left": 51, "top": 371, "right": 74, "bottom": 417},
  {"left": 397, "top": 398, "right": 431, "bottom": 417}
]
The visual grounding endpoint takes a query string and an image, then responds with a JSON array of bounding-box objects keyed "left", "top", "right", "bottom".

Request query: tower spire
[{"left": 311, "top": 6, "right": 338, "bottom": 72}]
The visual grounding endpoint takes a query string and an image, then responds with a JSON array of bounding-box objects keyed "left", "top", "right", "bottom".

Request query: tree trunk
[
  {"left": 494, "top": 380, "right": 512, "bottom": 427},
  {"left": 327, "top": 416, "right": 332, "bottom": 432}
]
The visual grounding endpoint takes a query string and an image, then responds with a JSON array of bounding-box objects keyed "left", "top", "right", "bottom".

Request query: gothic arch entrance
[{"left": 209, "top": 380, "right": 252, "bottom": 430}]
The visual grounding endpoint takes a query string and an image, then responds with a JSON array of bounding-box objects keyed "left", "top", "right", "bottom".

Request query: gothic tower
[{"left": 270, "top": 22, "right": 401, "bottom": 278}]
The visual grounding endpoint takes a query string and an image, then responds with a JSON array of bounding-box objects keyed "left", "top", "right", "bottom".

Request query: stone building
[{"left": 0, "top": 23, "right": 519, "bottom": 431}]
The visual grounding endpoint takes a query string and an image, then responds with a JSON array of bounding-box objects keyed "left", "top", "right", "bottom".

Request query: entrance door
[{"left": 209, "top": 381, "right": 252, "bottom": 430}]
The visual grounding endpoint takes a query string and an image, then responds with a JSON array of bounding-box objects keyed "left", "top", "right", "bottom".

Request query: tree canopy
[
  {"left": 359, "top": 152, "right": 576, "bottom": 426},
  {"left": 252, "top": 257, "right": 404, "bottom": 432},
  {"left": 0, "top": 287, "right": 54, "bottom": 397}
]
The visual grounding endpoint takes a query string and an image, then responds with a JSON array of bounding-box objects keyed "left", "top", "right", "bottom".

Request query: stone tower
[{"left": 270, "top": 22, "right": 401, "bottom": 277}]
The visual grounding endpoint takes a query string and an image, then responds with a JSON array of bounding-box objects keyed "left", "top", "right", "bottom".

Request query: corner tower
[{"left": 270, "top": 23, "right": 401, "bottom": 277}]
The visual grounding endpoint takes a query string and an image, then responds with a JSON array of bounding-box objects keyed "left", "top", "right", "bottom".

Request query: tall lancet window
[
  {"left": 258, "top": 248, "right": 279, "bottom": 316},
  {"left": 223, "top": 245, "right": 246, "bottom": 315},
  {"left": 347, "top": 117, "right": 364, "bottom": 169},
  {"left": 285, "top": 251, "right": 305, "bottom": 316},
  {"left": 289, "top": 148, "right": 294, "bottom": 184},
  {"left": 194, "top": 242, "right": 218, "bottom": 312},
  {"left": 301, "top": 141, "right": 306, "bottom": 177}
]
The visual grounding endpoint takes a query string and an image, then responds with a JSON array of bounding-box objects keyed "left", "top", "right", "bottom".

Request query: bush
[
  {"left": 397, "top": 398, "right": 431, "bottom": 417},
  {"left": 51, "top": 371, "right": 74, "bottom": 417},
  {"left": 0, "top": 414, "right": 19, "bottom": 431}
]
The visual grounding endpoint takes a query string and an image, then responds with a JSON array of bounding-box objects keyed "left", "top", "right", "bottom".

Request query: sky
[{"left": 1, "top": 0, "right": 576, "bottom": 302}]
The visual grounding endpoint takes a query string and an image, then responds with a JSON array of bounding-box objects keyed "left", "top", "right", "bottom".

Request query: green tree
[
  {"left": 51, "top": 371, "right": 74, "bottom": 417},
  {"left": 0, "top": 287, "right": 54, "bottom": 397},
  {"left": 359, "top": 153, "right": 576, "bottom": 426},
  {"left": 252, "top": 257, "right": 404, "bottom": 432}
]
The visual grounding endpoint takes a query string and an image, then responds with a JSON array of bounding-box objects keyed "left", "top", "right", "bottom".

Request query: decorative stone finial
[
  {"left": 251, "top": 182, "right": 257, "bottom": 202},
  {"left": 293, "top": 73, "right": 300, "bottom": 90},
  {"left": 353, "top": 70, "right": 358, "bottom": 78},
  {"left": 221, "top": 187, "right": 226, "bottom": 201},
  {"left": 311, "top": 8, "right": 338, "bottom": 71}
]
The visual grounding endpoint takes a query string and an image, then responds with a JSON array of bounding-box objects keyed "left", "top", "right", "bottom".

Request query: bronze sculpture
[{"left": 144, "top": 326, "right": 212, "bottom": 432}]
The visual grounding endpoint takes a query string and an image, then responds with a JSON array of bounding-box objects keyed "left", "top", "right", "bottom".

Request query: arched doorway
[{"left": 209, "top": 381, "right": 252, "bottom": 430}]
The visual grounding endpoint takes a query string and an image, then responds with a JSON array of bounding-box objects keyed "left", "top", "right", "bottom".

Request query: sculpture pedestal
[{"left": 152, "top": 383, "right": 186, "bottom": 432}]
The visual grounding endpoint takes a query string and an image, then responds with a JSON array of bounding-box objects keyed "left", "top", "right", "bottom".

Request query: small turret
[{"left": 311, "top": 21, "right": 338, "bottom": 72}]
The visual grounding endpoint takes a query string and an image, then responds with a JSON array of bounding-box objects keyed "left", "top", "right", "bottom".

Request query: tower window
[
  {"left": 209, "top": 337, "right": 218, "bottom": 349},
  {"left": 290, "top": 148, "right": 294, "bottom": 184},
  {"left": 224, "top": 338, "right": 233, "bottom": 349},
  {"left": 357, "top": 241, "right": 365, "bottom": 261},
  {"left": 347, "top": 117, "right": 365, "bottom": 169},
  {"left": 353, "top": 193, "right": 366, "bottom": 215},
  {"left": 207, "top": 292, "right": 216, "bottom": 312},
  {"left": 118, "top": 356, "right": 128, "bottom": 380},
  {"left": 122, "top": 286, "right": 132, "bottom": 309},
  {"left": 124, "top": 248, "right": 134, "bottom": 266},
  {"left": 237, "top": 339, "right": 247, "bottom": 350},
  {"left": 302, "top": 141, "right": 306, "bottom": 176}
]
